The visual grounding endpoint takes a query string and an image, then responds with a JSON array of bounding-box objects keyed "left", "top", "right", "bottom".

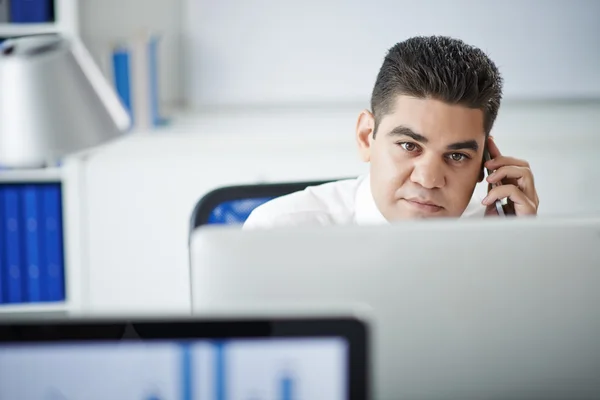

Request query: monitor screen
[{"left": 0, "top": 337, "right": 348, "bottom": 400}]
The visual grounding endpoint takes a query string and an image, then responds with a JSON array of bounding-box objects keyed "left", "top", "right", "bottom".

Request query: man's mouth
[{"left": 404, "top": 198, "right": 444, "bottom": 212}]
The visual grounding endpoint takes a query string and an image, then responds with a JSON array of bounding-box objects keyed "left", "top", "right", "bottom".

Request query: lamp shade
[{"left": 0, "top": 34, "right": 131, "bottom": 168}]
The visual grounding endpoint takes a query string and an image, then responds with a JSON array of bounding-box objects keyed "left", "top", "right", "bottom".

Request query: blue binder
[
  {"left": 41, "top": 183, "right": 65, "bottom": 302},
  {"left": 3, "top": 186, "right": 23, "bottom": 303},
  {"left": 9, "top": 0, "right": 53, "bottom": 23},
  {"left": 148, "top": 36, "right": 162, "bottom": 127},
  {"left": 0, "top": 186, "right": 4, "bottom": 303},
  {"left": 112, "top": 45, "right": 133, "bottom": 123},
  {"left": 111, "top": 35, "right": 167, "bottom": 130},
  {"left": 22, "top": 185, "right": 42, "bottom": 302},
  {"left": 0, "top": 182, "right": 65, "bottom": 305}
]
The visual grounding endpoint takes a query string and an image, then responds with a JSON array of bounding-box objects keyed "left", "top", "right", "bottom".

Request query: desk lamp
[{"left": 0, "top": 34, "right": 130, "bottom": 168}]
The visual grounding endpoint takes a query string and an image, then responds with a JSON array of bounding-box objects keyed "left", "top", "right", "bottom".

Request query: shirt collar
[{"left": 354, "top": 174, "right": 389, "bottom": 226}]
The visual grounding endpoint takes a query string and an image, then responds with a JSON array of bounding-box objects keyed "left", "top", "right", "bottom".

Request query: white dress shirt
[{"left": 243, "top": 174, "right": 486, "bottom": 229}]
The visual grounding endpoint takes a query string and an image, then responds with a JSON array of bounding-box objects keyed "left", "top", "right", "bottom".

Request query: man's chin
[
  {"left": 406, "top": 211, "right": 449, "bottom": 219},
  {"left": 387, "top": 212, "right": 445, "bottom": 221}
]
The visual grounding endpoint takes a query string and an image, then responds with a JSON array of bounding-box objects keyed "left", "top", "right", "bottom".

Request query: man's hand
[{"left": 482, "top": 136, "right": 539, "bottom": 217}]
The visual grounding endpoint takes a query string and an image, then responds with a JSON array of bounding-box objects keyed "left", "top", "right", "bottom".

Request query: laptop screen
[{"left": 0, "top": 318, "right": 365, "bottom": 400}]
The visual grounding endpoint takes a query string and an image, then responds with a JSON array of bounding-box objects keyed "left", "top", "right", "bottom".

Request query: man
[{"left": 243, "top": 35, "right": 539, "bottom": 229}]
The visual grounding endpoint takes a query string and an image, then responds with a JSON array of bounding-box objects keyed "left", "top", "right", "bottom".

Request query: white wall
[
  {"left": 79, "top": 102, "right": 600, "bottom": 314},
  {"left": 77, "top": 0, "right": 600, "bottom": 109},
  {"left": 183, "top": 0, "right": 600, "bottom": 107}
]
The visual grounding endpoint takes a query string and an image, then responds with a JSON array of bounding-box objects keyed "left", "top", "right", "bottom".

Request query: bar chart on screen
[{"left": 0, "top": 338, "right": 347, "bottom": 400}]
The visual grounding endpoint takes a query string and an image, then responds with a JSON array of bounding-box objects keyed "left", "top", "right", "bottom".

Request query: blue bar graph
[
  {"left": 280, "top": 373, "right": 293, "bottom": 400},
  {"left": 176, "top": 341, "right": 298, "bottom": 400},
  {"left": 180, "top": 343, "right": 193, "bottom": 400},
  {"left": 0, "top": 337, "right": 348, "bottom": 400},
  {"left": 214, "top": 341, "right": 226, "bottom": 400}
]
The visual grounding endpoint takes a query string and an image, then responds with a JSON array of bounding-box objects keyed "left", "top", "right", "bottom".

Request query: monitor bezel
[{"left": 0, "top": 315, "right": 369, "bottom": 400}]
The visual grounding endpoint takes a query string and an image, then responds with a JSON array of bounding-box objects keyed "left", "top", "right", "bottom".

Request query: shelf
[
  {"left": 0, "top": 167, "right": 63, "bottom": 182},
  {"left": 0, "top": 302, "right": 70, "bottom": 320},
  {"left": 0, "top": 23, "right": 59, "bottom": 37}
]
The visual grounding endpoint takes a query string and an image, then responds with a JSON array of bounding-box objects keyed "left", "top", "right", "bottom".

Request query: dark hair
[{"left": 371, "top": 35, "right": 503, "bottom": 136}]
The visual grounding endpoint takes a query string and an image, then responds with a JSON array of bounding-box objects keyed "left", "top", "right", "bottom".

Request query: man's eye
[
  {"left": 449, "top": 153, "right": 468, "bottom": 162},
  {"left": 399, "top": 142, "right": 418, "bottom": 152}
]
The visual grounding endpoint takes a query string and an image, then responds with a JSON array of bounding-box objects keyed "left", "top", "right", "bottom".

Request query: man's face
[{"left": 356, "top": 95, "right": 486, "bottom": 220}]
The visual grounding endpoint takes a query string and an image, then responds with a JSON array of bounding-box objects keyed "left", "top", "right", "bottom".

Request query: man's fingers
[
  {"left": 487, "top": 166, "right": 532, "bottom": 182},
  {"left": 485, "top": 155, "right": 530, "bottom": 170},
  {"left": 486, "top": 165, "right": 537, "bottom": 206},
  {"left": 481, "top": 142, "right": 540, "bottom": 217},
  {"left": 482, "top": 184, "right": 537, "bottom": 216}
]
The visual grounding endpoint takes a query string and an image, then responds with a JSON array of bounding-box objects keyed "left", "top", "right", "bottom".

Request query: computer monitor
[
  {"left": 190, "top": 217, "right": 600, "bottom": 400},
  {"left": 0, "top": 315, "right": 369, "bottom": 400}
]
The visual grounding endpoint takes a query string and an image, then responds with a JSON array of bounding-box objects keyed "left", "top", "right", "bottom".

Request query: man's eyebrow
[
  {"left": 387, "top": 125, "right": 480, "bottom": 152},
  {"left": 386, "top": 126, "right": 428, "bottom": 143},
  {"left": 446, "top": 140, "right": 479, "bottom": 152}
]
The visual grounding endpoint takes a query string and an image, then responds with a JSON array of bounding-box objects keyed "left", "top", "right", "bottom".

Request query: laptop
[
  {"left": 0, "top": 314, "right": 369, "bottom": 400},
  {"left": 190, "top": 217, "right": 600, "bottom": 400}
]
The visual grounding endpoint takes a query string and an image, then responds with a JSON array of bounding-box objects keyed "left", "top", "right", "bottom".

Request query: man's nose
[{"left": 410, "top": 156, "right": 446, "bottom": 189}]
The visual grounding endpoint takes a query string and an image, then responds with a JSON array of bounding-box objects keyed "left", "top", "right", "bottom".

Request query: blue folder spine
[
  {"left": 0, "top": 182, "right": 65, "bottom": 305},
  {"left": 3, "top": 186, "right": 23, "bottom": 303},
  {"left": 41, "top": 183, "right": 65, "bottom": 301},
  {"left": 23, "top": 185, "right": 42, "bottom": 302},
  {"left": 112, "top": 45, "right": 133, "bottom": 125},
  {"left": 9, "top": 0, "right": 52, "bottom": 23},
  {"left": 148, "top": 36, "right": 161, "bottom": 127},
  {"left": 0, "top": 186, "right": 4, "bottom": 303}
]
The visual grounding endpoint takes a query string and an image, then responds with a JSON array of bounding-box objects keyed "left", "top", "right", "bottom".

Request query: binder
[
  {"left": 9, "top": 0, "right": 53, "bottom": 23},
  {"left": 148, "top": 37, "right": 160, "bottom": 127},
  {"left": 23, "top": 185, "right": 42, "bottom": 302},
  {"left": 112, "top": 45, "right": 133, "bottom": 124},
  {"left": 0, "top": 182, "right": 65, "bottom": 305},
  {"left": 41, "top": 183, "right": 64, "bottom": 301},
  {"left": 0, "top": 186, "right": 4, "bottom": 303},
  {"left": 110, "top": 33, "right": 167, "bottom": 131},
  {"left": 3, "top": 186, "right": 23, "bottom": 303},
  {"left": 0, "top": 0, "right": 9, "bottom": 23}
]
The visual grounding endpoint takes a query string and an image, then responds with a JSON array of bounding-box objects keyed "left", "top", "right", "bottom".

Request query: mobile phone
[{"left": 483, "top": 149, "right": 506, "bottom": 217}]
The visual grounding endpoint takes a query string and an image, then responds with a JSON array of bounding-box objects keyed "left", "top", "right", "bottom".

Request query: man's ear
[
  {"left": 478, "top": 143, "right": 489, "bottom": 182},
  {"left": 356, "top": 109, "right": 375, "bottom": 162}
]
